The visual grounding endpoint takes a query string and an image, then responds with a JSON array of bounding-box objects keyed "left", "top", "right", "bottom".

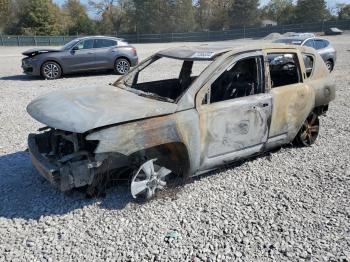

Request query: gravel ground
[{"left": 0, "top": 36, "right": 349, "bottom": 261}]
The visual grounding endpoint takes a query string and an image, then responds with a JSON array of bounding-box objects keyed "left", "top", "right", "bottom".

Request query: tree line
[{"left": 0, "top": 0, "right": 349, "bottom": 36}]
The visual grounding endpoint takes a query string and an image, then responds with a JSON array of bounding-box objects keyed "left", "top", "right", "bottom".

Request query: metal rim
[
  {"left": 326, "top": 61, "right": 333, "bottom": 72},
  {"left": 43, "top": 62, "right": 60, "bottom": 79},
  {"left": 131, "top": 159, "right": 172, "bottom": 199},
  {"left": 299, "top": 114, "right": 319, "bottom": 146},
  {"left": 116, "top": 59, "right": 130, "bottom": 74}
]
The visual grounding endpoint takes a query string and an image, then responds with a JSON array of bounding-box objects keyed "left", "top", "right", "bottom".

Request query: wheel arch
[
  {"left": 86, "top": 111, "right": 201, "bottom": 178},
  {"left": 115, "top": 56, "right": 131, "bottom": 65},
  {"left": 130, "top": 142, "right": 191, "bottom": 178}
]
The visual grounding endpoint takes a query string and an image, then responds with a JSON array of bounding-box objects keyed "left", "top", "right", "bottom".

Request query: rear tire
[
  {"left": 114, "top": 58, "right": 130, "bottom": 75},
  {"left": 41, "top": 61, "right": 62, "bottom": 80},
  {"left": 325, "top": 60, "right": 334, "bottom": 72},
  {"left": 293, "top": 113, "right": 320, "bottom": 147}
]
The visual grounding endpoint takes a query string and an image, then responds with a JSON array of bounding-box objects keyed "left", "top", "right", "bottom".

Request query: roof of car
[
  {"left": 279, "top": 36, "right": 309, "bottom": 41},
  {"left": 76, "top": 36, "right": 124, "bottom": 41},
  {"left": 156, "top": 46, "right": 232, "bottom": 60},
  {"left": 156, "top": 44, "right": 305, "bottom": 61}
]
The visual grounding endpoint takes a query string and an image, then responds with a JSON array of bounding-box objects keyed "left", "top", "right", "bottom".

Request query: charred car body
[{"left": 27, "top": 44, "right": 335, "bottom": 199}]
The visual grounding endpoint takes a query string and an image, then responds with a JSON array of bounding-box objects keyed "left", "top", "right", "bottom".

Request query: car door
[
  {"left": 61, "top": 39, "right": 96, "bottom": 72},
  {"left": 93, "top": 39, "right": 118, "bottom": 69},
  {"left": 196, "top": 52, "right": 272, "bottom": 171},
  {"left": 264, "top": 50, "right": 314, "bottom": 148}
]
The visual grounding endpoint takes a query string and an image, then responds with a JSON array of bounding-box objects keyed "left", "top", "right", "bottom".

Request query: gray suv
[
  {"left": 22, "top": 36, "right": 138, "bottom": 79},
  {"left": 273, "top": 37, "right": 336, "bottom": 72}
]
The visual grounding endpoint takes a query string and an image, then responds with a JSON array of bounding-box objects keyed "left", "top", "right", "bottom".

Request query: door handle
[
  {"left": 253, "top": 103, "right": 269, "bottom": 110},
  {"left": 87, "top": 52, "right": 94, "bottom": 54}
]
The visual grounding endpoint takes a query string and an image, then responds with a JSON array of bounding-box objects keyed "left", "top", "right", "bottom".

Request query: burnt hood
[
  {"left": 22, "top": 48, "right": 61, "bottom": 57},
  {"left": 27, "top": 85, "right": 177, "bottom": 133}
]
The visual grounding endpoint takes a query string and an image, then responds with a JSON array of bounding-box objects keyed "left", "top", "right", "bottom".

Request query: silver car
[
  {"left": 273, "top": 37, "right": 336, "bottom": 72},
  {"left": 22, "top": 36, "right": 138, "bottom": 79}
]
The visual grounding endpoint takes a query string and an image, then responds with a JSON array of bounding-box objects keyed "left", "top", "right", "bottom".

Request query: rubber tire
[
  {"left": 41, "top": 61, "right": 62, "bottom": 80},
  {"left": 114, "top": 58, "right": 130, "bottom": 75},
  {"left": 325, "top": 60, "right": 334, "bottom": 73}
]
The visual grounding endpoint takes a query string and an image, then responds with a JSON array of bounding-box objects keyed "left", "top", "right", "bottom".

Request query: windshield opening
[
  {"left": 62, "top": 39, "right": 79, "bottom": 50},
  {"left": 114, "top": 56, "right": 212, "bottom": 103}
]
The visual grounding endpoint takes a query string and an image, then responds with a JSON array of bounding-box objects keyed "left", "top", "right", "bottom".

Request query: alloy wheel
[
  {"left": 298, "top": 114, "right": 320, "bottom": 146},
  {"left": 116, "top": 59, "right": 130, "bottom": 75},
  {"left": 131, "top": 159, "right": 172, "bottom": 199},
  {"left": 43, "top": 62, "right": 60, "bottom": 79}
]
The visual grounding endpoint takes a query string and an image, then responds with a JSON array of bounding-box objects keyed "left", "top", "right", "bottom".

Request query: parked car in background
[
  {"left": 325, "top": 27, "right": 343, "bottom": 36},
  {"left": 288, "top": 33, "right": 315, "bottom": 38},
  {"left": 273, "top": 37, "right": 336, "bottom": 72},
  {"left": 22, "top": 36, "right": 138, "bottom": 79},
  {"left": 27, "top": 44, "right": 335, "bottom": 199}
]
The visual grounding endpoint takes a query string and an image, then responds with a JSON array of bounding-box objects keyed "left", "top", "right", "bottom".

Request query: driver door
[
  {"left": 62, "top": 39, "right": 96, "bottom": 72},
  {"left": 196, "top": 52, "right": 272, "bottom": 171}
]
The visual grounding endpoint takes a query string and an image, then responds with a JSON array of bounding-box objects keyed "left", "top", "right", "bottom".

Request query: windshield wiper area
[{"left": 119, "top": 86, "right": 174, "bottom": 103}]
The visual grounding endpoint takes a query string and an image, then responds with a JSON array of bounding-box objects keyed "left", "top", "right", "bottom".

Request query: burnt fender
[{"left": 86, "top": 110, "right": 201, "bottom": 174}]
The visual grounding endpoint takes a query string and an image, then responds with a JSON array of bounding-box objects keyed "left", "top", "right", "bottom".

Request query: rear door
[
  {"left": 196, "top": 52, "right": 272, "bottom": 171},
  {"left": 93, "top": 39, "right": 118, "bottom": 69},
  {"left": 265, "top": 50, "right": 314, "bottom": 147},
  {"left": 62, "top": 39, "right": 96, "bottom": 72}
]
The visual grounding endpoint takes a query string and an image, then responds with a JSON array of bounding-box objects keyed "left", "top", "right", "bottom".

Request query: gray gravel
[{"left": 0, "top": 36, "right": 350, "bottom": 261}]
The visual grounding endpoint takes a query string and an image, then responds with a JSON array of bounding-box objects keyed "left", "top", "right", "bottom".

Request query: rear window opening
[
  {"left": 116, "top": 56, "right": 212, "bottom": 103},
  {"left": 303, "top": 54, "right": 315, "bottom": 78},
  {"left": 268, "top": 53, "right": 302, "bottom": 88}
]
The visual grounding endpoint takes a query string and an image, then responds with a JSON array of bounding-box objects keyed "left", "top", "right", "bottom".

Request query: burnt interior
[
  {"left": 135, "top": 76, "right": 198, "bottom": 101},
  {"left": 121, "top": 57, "right": 209, "bottom": 102},
  {"left": 210, "top": 56, "right": 265, "bottom": 103},
  {"left": 268, "top": 53, "right": 302, "bottom": 87}
]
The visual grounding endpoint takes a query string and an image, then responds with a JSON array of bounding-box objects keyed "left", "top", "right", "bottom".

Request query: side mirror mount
[{"left": 72, "top": 46, "right": 79, "bottom": 51}]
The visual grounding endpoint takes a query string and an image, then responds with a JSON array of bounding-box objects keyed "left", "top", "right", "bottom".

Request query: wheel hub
[
  {"left": 117, "top": 61, "right": 129, "bottom": 74},
  {"left": 43, "top": 63, "right": 59, "bottom": 79},
  {"left": 131, "top": 159, "right": 172, "bottom": 199}
]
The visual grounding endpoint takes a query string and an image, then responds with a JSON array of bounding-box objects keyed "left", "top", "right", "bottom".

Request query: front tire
[
  {"left": 41, "top": 61, "right": 62, "bottom": 80},
  {"left": 294, "top": 113, "right": 320, "bottom": 147},
  {"left": 114, "top": 58, "right": 130, "bottom": 75}
]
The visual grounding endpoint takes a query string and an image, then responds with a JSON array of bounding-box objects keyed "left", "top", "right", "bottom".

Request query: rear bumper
[{"left": 130, "top": 56, "right": 138, "bottom": 67}]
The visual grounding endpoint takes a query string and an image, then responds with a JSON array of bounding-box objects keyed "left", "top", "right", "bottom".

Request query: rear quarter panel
[
  {"left": 303, "top": 48, "right": 336, "bottom": 107},
  {"left": 110, "top": 46, "right": 137, "bottom": 66}
]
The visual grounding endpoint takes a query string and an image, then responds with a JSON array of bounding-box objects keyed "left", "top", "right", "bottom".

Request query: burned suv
[{"left": 27, "top": 44, "right": 335, "bottom": 199}]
